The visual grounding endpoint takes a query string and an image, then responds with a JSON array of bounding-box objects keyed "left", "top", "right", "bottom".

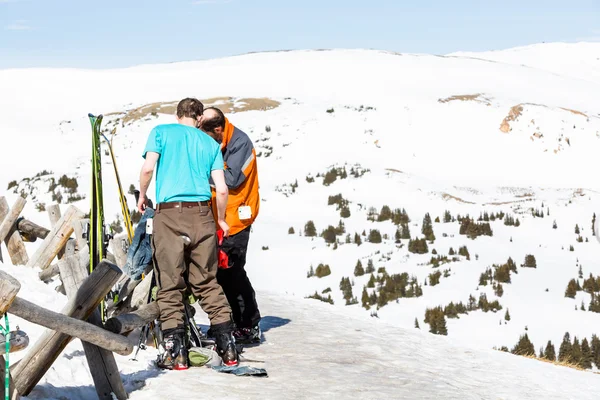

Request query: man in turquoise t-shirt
[{"left": 137, "top": 97, "right": 239, "bottom": 370}]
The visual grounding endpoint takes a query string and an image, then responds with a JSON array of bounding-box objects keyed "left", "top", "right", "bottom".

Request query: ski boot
[
  {"left": 156, "top": 330, "right": 188, "bottom": 370},
  {"left": 214, "top": 331, "right": 239, "bottom": 366},
  {"left": 233, "top": 324, "right": 261, "bottom": 345}
]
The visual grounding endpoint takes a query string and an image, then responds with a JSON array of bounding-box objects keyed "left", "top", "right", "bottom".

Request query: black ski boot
[
  {"left": 210, "top": 322, "right": 239, "bottom": 366},
  {"left": 157, "top": 329, "right": 188, "bottom": 370},
  {"left": 215, "top": 331, "right": 239, "bottom": 366},
  {"left": 233, "top": 324, "right": 261, "bottom": 345}
]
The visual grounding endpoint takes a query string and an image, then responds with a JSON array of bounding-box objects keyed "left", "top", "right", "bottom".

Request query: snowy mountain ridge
[{"left": 1, "top": 42, "right": 600, "bottom": 398}]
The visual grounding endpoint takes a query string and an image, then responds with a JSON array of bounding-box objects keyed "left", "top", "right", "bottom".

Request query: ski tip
[{"left": 88, "top": 113, "right": 95, "bottom": 118}]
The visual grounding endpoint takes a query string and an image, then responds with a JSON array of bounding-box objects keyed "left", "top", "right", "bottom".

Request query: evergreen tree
[
  {"left": 443, "top": 210, "right": 452, "bottom": 223},
  {"left": 354, "top": 260, "right": 365, "bottom": 277},
  {"left": 288, "top": 226, "right": 295, "bottom": 234},
  {"left": 575, "top": 224, "right": 580, "bottom": 234},
  {"left": 523, "top": 254, "right": 537, "bottom": 268},
  {"left": 565, "top": 279, "right": 579, "bottom": 298},
  {"left": 593, "top": 213, "right": 596, "bottom": 236},
  {"left": 511, "top": 333, "right": 535, "bottom": 356},
  {"left": 395, "top": 227, "right": 402, "bottom": 243},
  {"left": 421, "top": 213, "right": 435, "bottom": 241},
  {"left": 321, "top": 225, "right": 337, "bottom": 244},
  {"left": 581, "top": 338, "right": 593, "bottom": 369},
  {"left": 558, "top": 332, "right": 573, "bottom": 363},
  {"left": 368, "top": 229, "right": 382, "bottom": 243},
  {"left": 414, "top": 318, "right": 420, "bottom": 329},
  {"left": 571, "top": 336, "right": 583, "bottom": 366},
  {"left": 449, "top": 247, "right": 455, "bottom": 256},
  {"left": 366, "top": 259, "right": 375, "bottom": 274},
  {"left": 544, "top": 341, "right": 556, "bottom": 361},
  {"left": 504, "top": 308, "right": 511, "bottom": 321},
  {"left": 340, "top": 206, "right": 351, "bottom": 218},
  {"left": 552, "top": 220, "right": 557, "bottom": 229},
  {"left": 354, "top": 232, "right": 362, "bottom": 246},
  {"left": 361, "top": 287, "right": 370, "bottom": 310},
  {"left": 401, "top": 223, "right": 411, "bottom": 239},
  {"left": 367, "top": 274, "right": 376, "bottom": 288},
  {"left": 591, "top": 334, "right": 600, "bottom": 368},
  {"left": 304, "top": 220, "right": 317, "bottom": 237},
  {"left": 377, "top": 205, "right": 392, "bottom": 221}
]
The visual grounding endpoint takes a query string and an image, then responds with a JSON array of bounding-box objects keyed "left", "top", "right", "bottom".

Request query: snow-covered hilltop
[{"left": 1, "top": 42, "right": 600, "bottom": 399}]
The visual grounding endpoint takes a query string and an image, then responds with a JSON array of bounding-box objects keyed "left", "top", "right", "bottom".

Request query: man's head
[
  {"left": 199, "top": 107, "right": 226, "bottom": 143},
  {"left": 176, "top": 98, "right": 204, "bottom": 126}
]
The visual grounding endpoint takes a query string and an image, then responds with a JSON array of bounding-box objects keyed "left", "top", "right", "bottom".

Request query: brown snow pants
[{"left": 151, "top": 202, "right": 232, "bottom": 331}]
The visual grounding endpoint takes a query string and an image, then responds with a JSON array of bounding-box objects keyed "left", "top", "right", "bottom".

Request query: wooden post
[
  {"left": 12, "top": 260, "right": 124, "bottom": 396},
  {"left": 109, "top": 233, "right": 128, "bottom": 268},
  {"left": 72, "top": 218, "right": 88, "bottom": 251},
  {"left": 0, "top": 269, "right": 21, "bottom": 400},
  {"left": 105, "top": 301, "right": 159, "bottom": 335},
  {"left": 60, "top": 253, "right": 128, "bottom": 400},
  {"left": 0, "top": 197, "right": 27, "bottom": 246},
  {"left": 16, "top": 219, "right": 49, "bottom": 242},
  {"left": 0, "top": 197, "right": 28, "bottom": 266},
  {"left": 8, "top": 297, "right": 132, "bottom": 355},
  {"left": 25, "top": 205, "right": 83, "bottom": 270}
]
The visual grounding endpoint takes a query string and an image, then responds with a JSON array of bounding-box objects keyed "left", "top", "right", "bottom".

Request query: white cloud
[
  {"left": 192, "top": 0, "right": 232, "bottom": 4},
  {"left": 5, "top": 20, "right": 31, "bottom": 30}
]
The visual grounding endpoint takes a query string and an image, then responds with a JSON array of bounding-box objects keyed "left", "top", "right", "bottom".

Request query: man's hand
[
  {"left": 218, "top": 219, "right": 230, "bottom": 237},
  {"left": 137, "top": 196, "right": 147, "bottom": 213}
]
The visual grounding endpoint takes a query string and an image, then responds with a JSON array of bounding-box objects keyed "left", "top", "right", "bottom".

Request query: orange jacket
[{"left": 211, "top": 118, "right": 260, "bottom": 236}]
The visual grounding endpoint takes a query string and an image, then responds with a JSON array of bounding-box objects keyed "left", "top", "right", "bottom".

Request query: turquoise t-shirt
[{"left": 142, "top": 123, "right": 223, "bottom": 203}]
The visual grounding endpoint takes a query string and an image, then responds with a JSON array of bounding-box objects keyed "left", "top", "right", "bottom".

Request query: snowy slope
[
  {"left": 448, "top": 42, "right": 600, "bottom": 85},
  {"left": 1, "top": 43, "right": 600, "bottom": 399},
  {"left": 3, "top": 260, "right": 600, "bottom": 400}
]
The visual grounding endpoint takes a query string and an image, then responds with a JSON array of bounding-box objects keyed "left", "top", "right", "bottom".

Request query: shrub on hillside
[{"left": 315, "top": 263, "right": 331, "bottom": 278}]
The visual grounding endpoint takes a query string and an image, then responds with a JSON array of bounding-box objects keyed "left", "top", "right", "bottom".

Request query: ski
[
  {"left": 100, "top": 128, "right": 134, "bottom": 244},
  {"left": 88, "top": 113, "right": 109, "bottom": 321}
]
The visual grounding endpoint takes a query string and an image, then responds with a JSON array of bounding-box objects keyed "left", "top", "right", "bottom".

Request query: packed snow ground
[
  {"left": 1, "top": 42, "right": 600, "bottom": 399},
  {"left": 3, "top": 260, "right": 600, "bottom": 400}
]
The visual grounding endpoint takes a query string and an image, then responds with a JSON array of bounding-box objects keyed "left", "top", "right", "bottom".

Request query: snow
[{"left": 1, "top": 42, "right": 600, "bottom": 398}]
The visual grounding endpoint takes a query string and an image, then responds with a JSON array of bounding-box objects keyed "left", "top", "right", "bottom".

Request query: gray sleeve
[{"left": 224, "top": 137, "right": 254, "bottom": 190}]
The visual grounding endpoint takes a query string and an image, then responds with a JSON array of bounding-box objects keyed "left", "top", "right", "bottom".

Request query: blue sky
[{"left": 0, "top": 0, "right": 598, "bottom": 69}]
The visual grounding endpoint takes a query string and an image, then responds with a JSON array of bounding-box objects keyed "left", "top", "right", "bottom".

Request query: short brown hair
[
  {"left": 201, "top": 106, "right": 226, "bottom": 133},
  {"left": 176, "top": 98, "right": 204, "bottom": 119}
]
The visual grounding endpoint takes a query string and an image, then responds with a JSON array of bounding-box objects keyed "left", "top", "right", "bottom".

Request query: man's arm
[
  {"left": 223, "top": 136, "right": 254, "bottom": 190},
  {"left": 138, "top": 151, "right": 159, "bottom": 212},
  {"left": 210, "top": 168, "right": 229, "bottom": 236}
]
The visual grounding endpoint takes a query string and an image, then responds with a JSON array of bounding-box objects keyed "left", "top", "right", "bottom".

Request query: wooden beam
[
  {"left": 60, "top": 253, "right": 128, "bottom": 400},
  {"left": 0, "top": 197, "right": 28, "bottom": 266},
  {"left": 9, "top": 297, "right": 132, "bottom": 355},
  {"left": 38, "top": 263, "right": 59, "bottom": 282},
  {"left": 12, "top": 260, "right": 125, "bottom": 396},
  {"left": 0, "top": 270, "right": 21, "bottom": 400},
  {"left": 105, "top": 301, "right": 159, "bottom": 335},
  {"left": 16, "top": 218, "right": 49, "bottom": 242},
  {"left": 0, "top": 270, "right": 21, "bottom": 316},
  {"left": 0, "top": 197, "right": 26, "bottom": 246},
  {"left": 25, "top": 205, "right": 83, "bottom": 270}
]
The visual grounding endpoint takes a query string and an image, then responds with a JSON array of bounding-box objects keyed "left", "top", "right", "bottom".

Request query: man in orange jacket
[{"left": 199, "top": 107, "right": 262, "bottom": 344}]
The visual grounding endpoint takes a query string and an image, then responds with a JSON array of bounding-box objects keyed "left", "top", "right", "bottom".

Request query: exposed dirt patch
[
  {"left": 500, "top": 104, "right": 524, "bottom": 133},
  {"left": 441, "top": 193, "right": 476, "bottom": 204},
  {"left": 438, "top": 93, "right": 491, "bottom": 105},
  {"left": 560, "top": 108, "right": 588, "bottom": 118},
  {"left": 112, "top": 97, "right": 281, "bottom": 126}
]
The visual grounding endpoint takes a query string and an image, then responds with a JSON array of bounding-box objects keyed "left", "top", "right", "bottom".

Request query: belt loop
[
  {"left": 178, "top": 201, "right": 182, "bottom": 213},
  {"left": 197, "top": 201, "right": 201, "bottom": 213}
]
